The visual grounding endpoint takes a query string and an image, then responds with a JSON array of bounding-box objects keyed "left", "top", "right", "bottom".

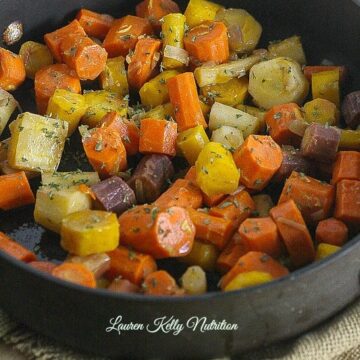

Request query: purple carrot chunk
[{"left": 342, "top": 91, "right": 360, "bottom": 129}]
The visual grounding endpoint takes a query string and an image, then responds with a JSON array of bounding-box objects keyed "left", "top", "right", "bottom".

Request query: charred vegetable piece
[
  {"left": 127, "top": 154, "right": 174, "bottom": 204},
  {"left": 91, "top": 176, "right": 136, "bottom": 215},
  {"left": 215, "top": 8, "right": 262, "bottom": 54},
  {"left": 66, "top": 253, "right": 111, "bottom": 278},
  {"left": 300, "top": 123, "right": 340, "bottom": 163},
  {"left": 8, "top": 112, "right": 68, "bottom": 173},
  {"left": 61, "top": 210, "right": 120, "bottom": 257},
  {"left": 0, "top": 89, "right": 17, "bottom": 137},
  {"left": 272, "top": 146, "right": 313, "bottom": 183},
  {"left": 342, "top": 91, "right": 360, "bottom": 129}
]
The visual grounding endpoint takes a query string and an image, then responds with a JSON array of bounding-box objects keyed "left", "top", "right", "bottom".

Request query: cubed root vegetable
[
  {"left": 303, "top": 98, "right": 339, "bottom": 126},
  {"left": 0, "top": 47, "right": 26, "bottom": 91},
  {"left": 66, "top": 253, "right": 111, "bottom": 279},
  {"left": 60, "top": 210, "right": 120, "bottom": 257},
  {"left": 278, "top": 171, "right": 335, "bottom": 224},
  {"left": 184, "top": 0, "right": 223, "bottom": 28},
  {"left": 331, "top": 151, "right": 360, "bottom": 185},
  {"left": 270, "top": 199, "right": 315, "bottom": 267},
  {"left": 268, "top": 36, "right": 306, "bottom": 65},
  {"left": 143, "top": 270, "right": 181, "bottom": 296},
  {"left": 180, "top": 266, "right": 207, "bottom": 295},
  {"left": 312, "top": 69, "right": 340, "bottom": 107},
  {"left": 118, "top": 205, "right": 195, "bottom": 259},
  {"left": 316, "top": 243, "right": 341, "bottom": 261},
  {"left": 233, "top": 135, "right": 283, "bottom": 191},
  {"left": 29, "top": 261, "right": 57, "bottom": 273},
  {"left": 315, "top": 218, "right": 348, "bottom": 247},
  {"left": 76, "top": 9, "right": 114, "bottom": 40},
  {"left": 220, "top": 251, "right": 289, "bottom": 290},
  {"left": 224, "top": 271, "right": 273, "bottom": 292},
  {"left": 0, "top": 232, "right": 37, "bottom": 262},
  {"left": 108, "top": 278, "right": 140, "bottom": 293},
  {"left": 51, "top": 263, "right": 96, "bottom": 288},
  {"left": 106, "top": 246, "right": 157, "bottom": 285}
]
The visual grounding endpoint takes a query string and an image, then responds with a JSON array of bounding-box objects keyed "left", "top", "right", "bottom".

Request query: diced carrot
[
  {"left": 103, "top": 15, "right": 154, "bottom": 57},
  {"left": 304, "top": 66, "right": 347, "bottom": 83},
  {"left": 0, "top": 232, "right": 37, "bottom": 263},
  {"left": 0, "top": 172, "right": 35, "bottom": 210},
  {"left": 238, "top": 217, "right": 282, "bottom": 258},
  {"left": 108, "top": 277, "right": 140, "bottom": 293},
  {"left": 264, "top": 103, "right": 303, "bottom": 146},
  {"left": 216, "top": 233, "right": 249, "bottom": 274},
  {"left": 209, "top": 188, "right": 255, "bottom": 228},
  {"left": 0, "top": 48, "right": 26, "bottom": 91},
  {"left": 139, "top": 118, "right": 177, "bottom": 156},
  {"left": 155, "top": 179, "right": 203, "bottom": 209},
  {"left": 270, "top": 199, "right": 315, "bottom": 267},
  {"left": 51, "top": 263, "right": 96, "bottom": 288},
  {"left": 127, "top": 38, "right": 162, "bottom": 90},
  {"left": 76, "top": 9, "right": 114, "bottom": 40},
  {"left": 29, "top": 261, "right": 57, "bottom": 274},
  {"left": 167, "top": 72, "right": 207, "bottom": 132},
  {"left": 220, "top": 251, "right": 289, "bottom": 290},
  {"left": 118, "top": 204, "right": 195, "bottom": 259},
  {"left": 106, "top": 246, "right": 157, "bottom": 285},
  {"left": 187, "top": 208, "right": 235, "bottom": 250},
  {"left": 331, "top": 151, "right": 360, "bottom": 185},
  {"left": 184, "top": 166, "right": 226, "bottom": 206},
  {"left": 315, "top": 218, "right": 348, "bottom": 247},
  {"left": 136, "top": 0, "right": 180, "bottom": 29},
  {"left": 184, "top": 21, "right": 229, "bottom": 65},
  {"left": 334, "top": 179, "right": 360, "bottom": 227},
  {"left": 278, "top": 171, "right": 335, "bottom": 224},
  {"left": 60, "top": 34, "right": 108, "bottom": 80},
  {"left": 44, "top": 20, "right": 86, "bottom": 62},
  {"left": 82, "top": 127, "right": 127, "bottom": 178},
  {"left": 34, "top": 64, "right": 81, "bottom": 114},
  {"left": 100, "top": 112, "right": 140, "bottom": 156},
  {"left": 233, "top": 135, "right": 283, "bottom": 191},
  {"left": 143, "top": 270, "right": 180, "bottom": 296}
]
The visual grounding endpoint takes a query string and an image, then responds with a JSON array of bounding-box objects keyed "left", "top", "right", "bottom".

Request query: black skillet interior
[{"left": 0, "top": 0, "right": 360, "bottom": 289}]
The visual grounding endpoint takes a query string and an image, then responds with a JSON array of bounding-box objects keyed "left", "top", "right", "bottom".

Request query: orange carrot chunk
[
  {"left": 220, "top": 251, "right": 289, "bottom": 290},
  {"left": 155, "top": 178, "right": 203, "bottom": 209},
  {"left": 103, "top": 15, "right": 154, "bottom": 57},
  {"left": 264, "top": 103, "right": 303, "bottom": 146},
  {"left": 0, "top": 172, "right": 35, "bottom": 210},
  {"left": 331, "top": 151, "right": 360, "bottom": 185},
  {"left": 127, "top": 38, "right": 162, "bottom": 90},
  {"left": 143, "top": 270, "right": 181, "bottom": 296},
  {"left": 209, "top": 188, "right": 255, "bottom": 228},
  {"left": 51, "top": 263, "right": 96, "bottom": 288},
  {"left": 303, "top": 66, "right": 347, "bottom": 83},
  {"left": 184, "top": 21, "right": 229, "bottom": 65},
  {"left": 187, "top": 208, "right": 235, "bottom": 250},
  {"left": 0, "top": 232, "right": 37, "bottom": 263},
  {"left": 167, "top": 72, "right": 207, "bottom": 132},
  {"left": 34, "top": 63, "right": 81, "bottom": 114},
  {"left": 29, "top": 261, "right": 57, "bottom": 274},
  {"left": 119, "top": 205, "right": 195, "bottom": 259},
  {"left": 238, "top": 217, "right": 282, "bottom": 258},
  {"left": 216, "top": 233, "right": 249, "bottom": 274},
  {"left": 278, "top": 171, "right": 335, "bottom": 224},
  {"left": 315, "top": 218, "right": 348, "bottom": 247},
  {"left": 108, "top": 278, "right": 140, "bottom": 293},
  {"left": 0, "top": 48, "right": 26, "bottom": 91},
  {"left": 233, "top": 135, "right": 283, "bottom": 191},
  {"left": 100, "top": 112, "right": 140, "bottom": 156},
  {"left": 44, "top": 20, "right": 86, "bottom": 62},
  {"left": 106, "top": 246, "right": 157, "bottom": 285},
  {"left": 76, "top": 9, "right": 114, "bottom": 40},
  {"left": 270, "top": 199, "right": 315, "bottom": 267},
  {"left": 60, "top": 34, "right": 108, "bottom": 81},
  {"left": 136, "top": 0, "right": 180, "bottom": 29},
  {"left": 139, "top": 118, "right": 177, "bottom": 156},
  {"left": 334, "top": 179, "right": 360, "bottom": 227}
]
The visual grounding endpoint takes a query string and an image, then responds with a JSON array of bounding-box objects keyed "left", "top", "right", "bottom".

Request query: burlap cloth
[{"left": 0, "top": 298, "right": 359, "bottom": 360}]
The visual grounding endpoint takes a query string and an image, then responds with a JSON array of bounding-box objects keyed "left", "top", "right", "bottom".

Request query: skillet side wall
[{"left": 0, "top": 0, "right": 359, "bottom": 358}]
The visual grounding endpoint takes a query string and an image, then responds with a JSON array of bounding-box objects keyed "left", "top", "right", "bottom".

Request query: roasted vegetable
[
  {"left": 248, "top": 57, "right": 309, "bottom": 110},
  {"left": 315, "top": 218, "right": 348, "bottom": 247},
  {"left": 342, "top": 91, "right": 360, "bottom": 129},
  {"left": 19, "top": 41, "right": 53, "bottom": 79},
  {"left": 184, "top": 0, "right": 223, "bottom": 28},
  {"left": 252, "top": 194, "right": 274, "bottom": 218},
  {"left": 46, "top": 89, "right": 87, "bottom": 135},
  {"left": 339, "top": 129, "right": 360, "bottom": 151},
  {"left": 209, "top": 102, "right": 260, "bottom": 139},
  {"left": 312, "top": 69, "right": 340, "bottom": 108},
  {"left": 0, "top": 47, "right": 26, "bottom": 91},
  {"left": 41, "top": 171, "right": 100, "bottom": 190},
  {"left": 303, "top": 98, "right": 339, "bottom": 126},
  {"left": 2, "top": 21, "right": 23, "bottom": 46},
  {"left": 224, "top": 271, "right": 273, "bottom": 291},
  {"left": 61, "top": 210, "right": 119, "bottom": 256},
  {"left": 180, "top": 266, "right": 207, "bottom": 295},
  {"left": 215, "top": 8, "right": 262, "bottom": 53},
  {"left": 8, "top": 112, "right": 68, "bottom": 173},
  {"left": 268, "top": 36, "right": 306, "bottom": 65},
  {"left": 0, "top": 89, "right": 18, "bottom": 137},
  {"left": 331, "top": 151, "right": 360, "bottom": 185},
  {"left": 315, "top": 243, "right": 341, "bottom": 260},
  {"left": 67, "top": 253, "right": 111, "bottom": 278},
  {"left": 211, "top": 126, "right": 244, "bottom": 151},
  {"left": 195, "top": 142, "right": 240, "bottom": 196}
]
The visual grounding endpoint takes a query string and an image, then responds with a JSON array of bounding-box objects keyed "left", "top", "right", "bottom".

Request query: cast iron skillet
[{"left": 0, "top": 0, "right": 359, "bottom": 358}]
